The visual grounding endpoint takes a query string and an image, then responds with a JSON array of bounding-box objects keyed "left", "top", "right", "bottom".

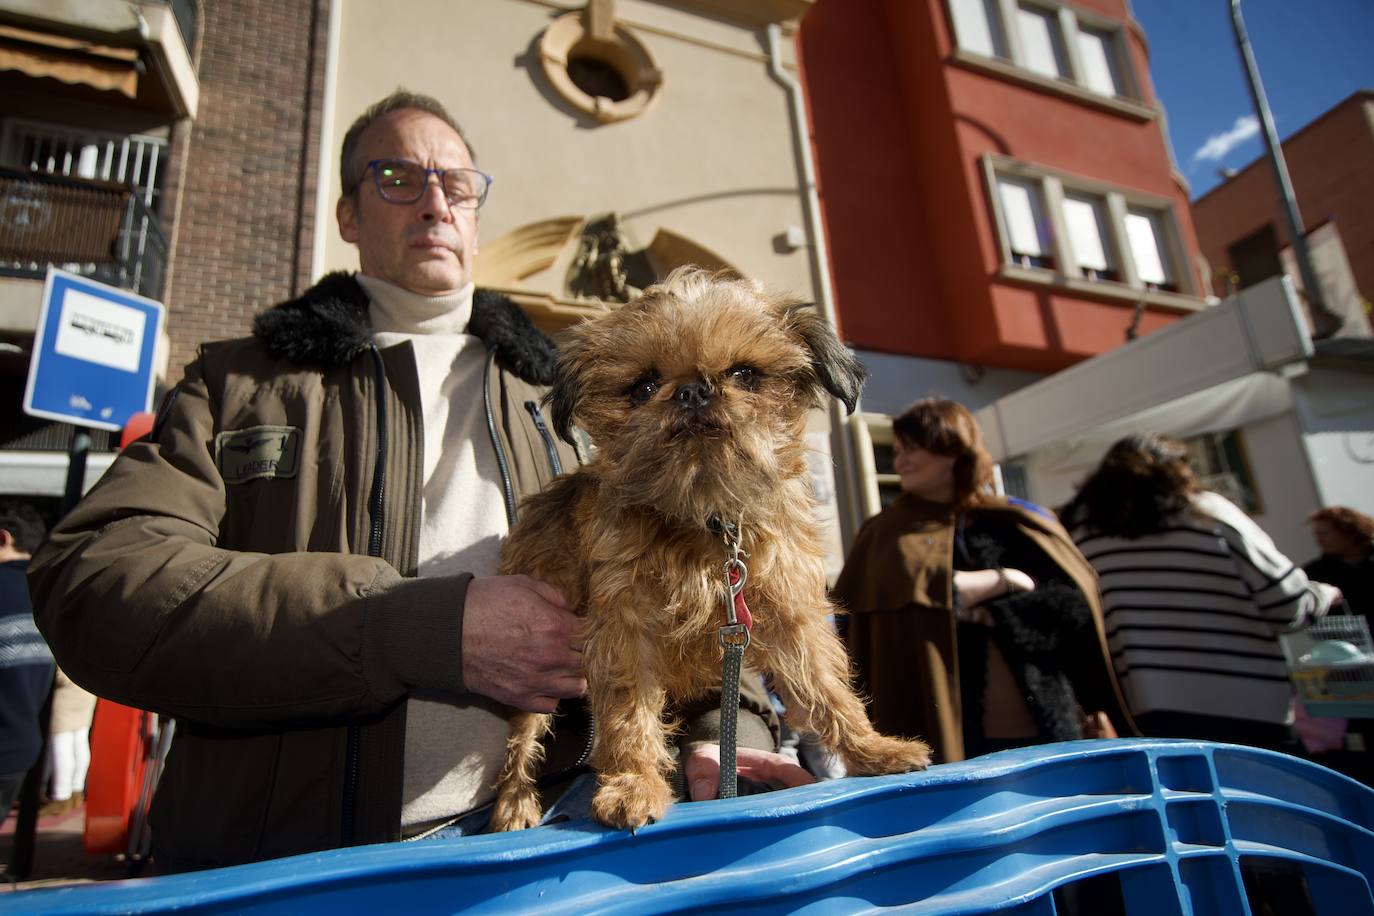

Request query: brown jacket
[
  {"left": 28, "top": 274, "right": 774, "bottom": 867},
  {"left": 834, "top": 495, "right": 1135, "bottom": 763}
]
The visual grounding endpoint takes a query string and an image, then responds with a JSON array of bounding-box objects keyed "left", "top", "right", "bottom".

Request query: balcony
[
  {"left": 0, "top": 167, "right": 167, "bottom": 300},
  {"left": 0, "top": 0, "right": 199, "bottom": 118}
]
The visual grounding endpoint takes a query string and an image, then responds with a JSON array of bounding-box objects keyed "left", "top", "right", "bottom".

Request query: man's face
[{"left": 337, "top": 109, "right": 479, "bottom": 296}]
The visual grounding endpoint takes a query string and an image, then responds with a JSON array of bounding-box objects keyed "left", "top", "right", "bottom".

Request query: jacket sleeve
[
  {"left": 27, "top": 357, "right": 467, "bottom": 729},
  {"left": 677, "top": 668, "right": 781, "bottom": 757},
  {"left": 1197, "top": 491, "right": 1334, "bottom": 631}
]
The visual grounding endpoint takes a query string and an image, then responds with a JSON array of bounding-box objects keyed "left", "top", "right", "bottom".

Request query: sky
[{"left": 1131, "top": 0, "right": 1374, "bottom": 200}]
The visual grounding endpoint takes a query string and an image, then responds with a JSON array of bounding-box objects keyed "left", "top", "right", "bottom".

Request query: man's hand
[
  {"left": 462, "top": 575, "right": 586, "bottom": 712},
  {"left": 684, "top": 744, "right": 816, "bottom": 801}
]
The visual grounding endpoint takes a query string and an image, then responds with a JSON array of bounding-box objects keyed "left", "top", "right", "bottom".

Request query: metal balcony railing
[{"left": 0, "top": 167, "right": 168, "bottom": 300}]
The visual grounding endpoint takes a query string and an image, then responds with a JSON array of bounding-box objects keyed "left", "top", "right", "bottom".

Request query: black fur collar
[{"left": 251, "top": 271, "right": 558, "bottom": 385}]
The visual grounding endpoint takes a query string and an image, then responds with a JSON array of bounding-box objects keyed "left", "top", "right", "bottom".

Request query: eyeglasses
[{"left": 359, "top": 158, "right": 493, "bottom": 209}]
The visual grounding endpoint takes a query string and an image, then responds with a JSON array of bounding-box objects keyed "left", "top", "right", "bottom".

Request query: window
[
  {"left": 985, "top": 157, "right": 1192, "bottom": 298},
  {"left": 1062, "top": 193, "right": 1117, "bottom": 282},
  {"left": 1075, "top": 26, "right": 1122, "bottom": 97},
  {"left": 1184, "top": 430, "right": 1261, "bottom": 514},
  {"left": 949, "top": 0, "right": 1009, "bottom": 60},
  {"left": 1124, "top": 209, "right": 1174, "bottom": 290},
  {"left": 1016, "top": 4, "right": 1069, "bottom": 80},
  {"left": 1227, "top": 224, "right": 1282, "bottom": 290},
  {"left": 536, "top": 12, "right": 662, "bottom": 125},
  {"left": 997, "top": 176, "right": 1054, "bottom": 269},
  {"left": 947, "top": 0, "right": 1136, "bottom": 103}
]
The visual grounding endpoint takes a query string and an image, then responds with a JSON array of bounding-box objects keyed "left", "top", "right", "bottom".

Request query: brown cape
[{"left": 834, "top": 494, "right": 1136, "bottom": 762}]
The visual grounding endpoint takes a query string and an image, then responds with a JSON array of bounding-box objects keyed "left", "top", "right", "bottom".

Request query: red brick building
[
  {"left": 798, "top": 0, "right": 1207, "bottom": 401},
  {"left": 1191, "top": 90, "right": 1374, "bottom": 325}
]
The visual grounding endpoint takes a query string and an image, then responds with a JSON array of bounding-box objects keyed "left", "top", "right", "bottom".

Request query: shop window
[{"left": 1184, "top": 429, "right": 1261, "bottom": 514}]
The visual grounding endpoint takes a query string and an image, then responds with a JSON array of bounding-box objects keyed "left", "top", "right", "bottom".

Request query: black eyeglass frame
[{"left": 355, "top": 157, "right": 493, "bottom": 209}]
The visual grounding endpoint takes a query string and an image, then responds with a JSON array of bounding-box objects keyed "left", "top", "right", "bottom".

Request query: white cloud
[{"left": 1192, "top": 115, "right": 1261, "bottom": 164}]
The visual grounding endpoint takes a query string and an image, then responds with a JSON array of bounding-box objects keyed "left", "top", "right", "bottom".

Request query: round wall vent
[{"left": 538, "top": 11, "right": 662, "bottom": 124}]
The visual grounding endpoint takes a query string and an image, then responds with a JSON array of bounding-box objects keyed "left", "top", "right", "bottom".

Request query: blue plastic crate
[{"left": 7, "top": 739, "right": 1372, "bottom": 914}]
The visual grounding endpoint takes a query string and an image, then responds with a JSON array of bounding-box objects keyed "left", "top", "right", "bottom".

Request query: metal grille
[{"left": 0, "top": 119, "right": 167, "bottom": 209}]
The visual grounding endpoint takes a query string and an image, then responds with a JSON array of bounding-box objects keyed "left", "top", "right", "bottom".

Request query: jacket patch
[{"left": 216, "top": 426, "right": 301, "bottom": 484}]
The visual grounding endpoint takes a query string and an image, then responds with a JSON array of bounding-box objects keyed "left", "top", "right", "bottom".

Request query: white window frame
[
  {"left": 945, "top": 0, "right": 1148, "bottom": 119},
  {"left": 983, "top": 154, "right": 1199, "bottom": 303},
  {"left": 1015, "top": 3, "right": 1070, "bottom": 81}
]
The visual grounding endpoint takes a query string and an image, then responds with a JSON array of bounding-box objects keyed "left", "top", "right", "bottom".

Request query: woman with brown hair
[
  {"left": 1063, "top": 433, "right": 1337, "bottom": 752},
  {"left": 833, "top": 398, "right": 1134, "bottom": 763},
  {"left": 1304, "top": 506, "right": 1373, "bottom": 618}
]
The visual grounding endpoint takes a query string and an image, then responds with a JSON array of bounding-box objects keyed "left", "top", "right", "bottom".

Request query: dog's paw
[
  {"left": 844, "top": 734, "right": 933, "bottom": 776},
  {"left": 591, "top": 772, "right": 673, "bottom": 831},
  {"left": 489, "top": 791, "right": 544, "bottom": 832}
]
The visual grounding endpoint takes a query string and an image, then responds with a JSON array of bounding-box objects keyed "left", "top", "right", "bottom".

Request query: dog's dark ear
[
  {"left": 785, "top": 302, "right": 868, "bottom": 414},
  {"left": 544, "top": 353, "right": 583, "bottom": 445}
]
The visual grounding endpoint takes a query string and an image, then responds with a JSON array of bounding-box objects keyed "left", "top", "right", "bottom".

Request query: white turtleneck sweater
[{"left": 359, "top": 274, "right": 512, "bottom": 835}]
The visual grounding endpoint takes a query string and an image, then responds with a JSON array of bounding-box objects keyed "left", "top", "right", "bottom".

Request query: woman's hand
[{"left": 954, "top": 567, "right": 1036, "bottom": 623}]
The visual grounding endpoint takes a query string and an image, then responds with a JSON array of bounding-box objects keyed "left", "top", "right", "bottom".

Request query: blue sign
[{"left": 23, "top": 267, "right": 165, "bottom": 432}]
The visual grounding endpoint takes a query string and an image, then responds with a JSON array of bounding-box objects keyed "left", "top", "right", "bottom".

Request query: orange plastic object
[
  {"left": 83, "top": 699, "right": 154, "bottom": 855},
  {"left": 120, "top": 411, "right": 156, "bottom": 449}
]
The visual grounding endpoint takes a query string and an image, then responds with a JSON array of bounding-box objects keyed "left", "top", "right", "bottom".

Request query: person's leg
[
  {"left": 49, "top": 729, "right": 75, "bottom": 802},
  {"left": 0, "top": 771, "right": 27, "bottom": 823},
  {"left": 70, "top": 726, "right": 91, "bottom": 799}
]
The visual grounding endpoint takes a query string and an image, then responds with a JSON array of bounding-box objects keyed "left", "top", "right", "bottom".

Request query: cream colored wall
[{"left": 318, "top": 0, "right": 815, "bottom": 301}]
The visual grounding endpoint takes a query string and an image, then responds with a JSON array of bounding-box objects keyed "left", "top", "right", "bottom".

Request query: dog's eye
[
  {"left": 727, "top": 365, "right": 759, "bottom": 391},
  {"left": 629, "top": 378, "right": 659, "bottom": 406}
]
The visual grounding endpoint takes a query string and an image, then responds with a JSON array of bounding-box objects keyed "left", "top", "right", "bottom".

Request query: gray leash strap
[
  {"left": 718, "top": 623, "right": 749, "bottom": 798},
  {"left": 717, "top": 544, "right": 750, "bottom": 800}
]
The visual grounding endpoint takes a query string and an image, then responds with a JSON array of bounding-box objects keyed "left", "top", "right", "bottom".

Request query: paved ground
[{"left": 1, "top": 802, "right": 142, "bottom": 896}]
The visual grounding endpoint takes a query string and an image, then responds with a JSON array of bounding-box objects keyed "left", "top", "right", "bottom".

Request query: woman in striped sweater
[{"left": 1063, "top": 434, "right": 1337, "bottom": 752}]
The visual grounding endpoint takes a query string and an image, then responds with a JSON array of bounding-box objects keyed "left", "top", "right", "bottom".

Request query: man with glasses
[{"left": 30, "top": 90, "right": 794, "bottom": 871}]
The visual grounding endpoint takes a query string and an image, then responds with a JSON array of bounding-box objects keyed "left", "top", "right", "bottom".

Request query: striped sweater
[{"left": 1072, "top": 491, "right": 1331, "bottom": 726}]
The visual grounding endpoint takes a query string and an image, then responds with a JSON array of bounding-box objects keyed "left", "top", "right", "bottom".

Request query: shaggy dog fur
[{"left": 490, "top": 268, "right": 931, "bottom": 832}]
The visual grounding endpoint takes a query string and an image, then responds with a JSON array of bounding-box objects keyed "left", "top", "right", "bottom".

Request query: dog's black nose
[{"left": 675, "top": 381, "right": 712, "bottom": 411}]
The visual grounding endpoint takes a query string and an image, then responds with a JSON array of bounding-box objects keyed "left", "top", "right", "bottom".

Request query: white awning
[{"left": 976, "top": 275, "right": 1313, "bottom": 463}]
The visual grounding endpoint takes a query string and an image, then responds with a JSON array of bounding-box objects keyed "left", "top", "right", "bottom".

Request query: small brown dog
[{"left": 490, "top": 268, "right": 931, "bottom": 831}]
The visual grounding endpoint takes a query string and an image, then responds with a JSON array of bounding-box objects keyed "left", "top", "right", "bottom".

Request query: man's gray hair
[{"left": 338, "top": 89, "right": 476, "bottom": 197}]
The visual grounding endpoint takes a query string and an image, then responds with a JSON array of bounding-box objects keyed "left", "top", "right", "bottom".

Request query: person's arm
[
  {"left": 1198, "top": 492, "right": 1335, "bottom": 631},
  {"left": 953, "top": 567, "right": 1035, "bottom": 612},
  {"left": 675, "top": 669, "right": 796, "bottom": 798},
  {"left": 28, "top": 359, "right": 581, "bottom": 728}
]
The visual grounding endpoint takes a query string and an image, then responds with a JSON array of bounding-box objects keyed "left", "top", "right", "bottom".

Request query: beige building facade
[
  {"left": 3, "top": 0, "right": 863, "bottom": 555},
  {"left": 318, "top": 0, "right": 819, "bottom": 323}
]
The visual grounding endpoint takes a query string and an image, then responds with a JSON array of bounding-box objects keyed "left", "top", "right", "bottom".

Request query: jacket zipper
[
  {"left": 519, "top": 403, "right": 595, "bottom": 769},
  {"left": 484, "top": 353, "right": 519, "bottom": 526},
  {"left": 490, "top": 364, "right": 594, "bottom": 772},
  {"left": 343, "top": 345, "right": 389, "bottom": 845},
  {"left": 524, "top": 400, "right": 563, "bottom": 477}
]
